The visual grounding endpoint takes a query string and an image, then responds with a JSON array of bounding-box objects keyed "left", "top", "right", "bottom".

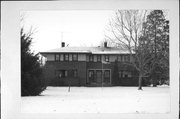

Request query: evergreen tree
[
  {"left": 21, "top": 28, "right": 46, "bottom": 96},
  {"left": 142, "top": 10, "right": 169, "bottom": 86}
]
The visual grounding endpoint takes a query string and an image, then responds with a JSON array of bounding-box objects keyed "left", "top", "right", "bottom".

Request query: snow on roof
[{"left": 40, "top": 46, "right": 131, "bottom": 55}]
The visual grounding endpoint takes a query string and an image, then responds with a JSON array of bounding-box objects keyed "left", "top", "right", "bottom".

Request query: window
[
  {"left": 89, "top": 70, "right": 95, "bottom": 82},
  {"left": 64, "top": 54, "right": 69, "bottom": 61},
  {"left": 89, "top": 55, "right": 94, "bottom": 62},
  {"left": 65, "top": 70, "right": 68, "bottom": 77},
  {"left": 69, "top": 69, "right": 78, "bottom": 77},
  {"left": 119, "top": 71, "right": 132, "bottom": 78},
  {"left": 127, "top": 55, "right": 130, "bottom": 62},
  {"left": 94, "top": 55, "right": 97, "bottom": 62},
  {"left": 69, "top": 54, "right": 72, "bottom": 61},
  {"left": 55, "top": 70, "right": 60, "bottom": 77},
  {"left": 86, "top": 55, "right": 89, "bottom": 62},
  {"left": 55, "top": 54, "right": 60, "bottom": 61},
  {"left": 121, "top": 55, "right": 124, "bottom": 62},
  {"left": 104, "top": 70, "right": 110, "bottom": 78},
  {"left": 105, "top": 55, "right": 109, "bottom": 62},
  {"left": 60, "top": 54, "right": 64, "bottom": 61},
  {"left": 55, "top": 70, "right": 68, "bottom": 78},
  {"left": 117, "top": 55, "right": 122, "bottom": 62},
  {"left": 72, "top": 54, "right": 78, "bottom": 61},
  {"left": 124, "top": 55, "right": 130, "bottom": 62},
  {"left": 97, "top": 55, "right": 101, "bottom": 62}
]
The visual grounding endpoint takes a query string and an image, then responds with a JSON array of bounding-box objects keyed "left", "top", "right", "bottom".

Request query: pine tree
[
  {"left": 142, "top": 10, "right": 169, "bottom": 86},
  {"left": 21, "top": 28, "right": 46, "bottom": 96}
]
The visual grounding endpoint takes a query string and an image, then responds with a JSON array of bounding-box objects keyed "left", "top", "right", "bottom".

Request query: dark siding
[
  {"left": 44, "top": 61, "right": 87, "bottom": 86},
  {"left": 44, "top": 60, "right": 140, "bottom": 86}
]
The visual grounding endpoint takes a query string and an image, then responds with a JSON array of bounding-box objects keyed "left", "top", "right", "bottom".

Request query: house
[{"left": 40, "top": 42, "right": 139, "bottom": 86}]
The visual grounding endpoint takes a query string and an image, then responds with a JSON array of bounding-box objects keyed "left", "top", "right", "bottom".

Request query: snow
[{"left": 21, "top": 86, "right": 170, "bottom": 113}]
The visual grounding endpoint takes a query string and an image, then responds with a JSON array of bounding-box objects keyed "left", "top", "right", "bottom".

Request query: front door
[
  {"left": 88, "top": 69, "right": 111, "bottom": 85},
  {"left": 96, "top": 70, "right": 102, "bottom": 84},
  {"left": 104, "top": 70, "right": 110, "bottom": 84}
]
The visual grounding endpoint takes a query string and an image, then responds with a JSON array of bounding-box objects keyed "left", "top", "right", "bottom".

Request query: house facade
[{"left": 40, "top": 42, "right": 140, "bottom": 86}]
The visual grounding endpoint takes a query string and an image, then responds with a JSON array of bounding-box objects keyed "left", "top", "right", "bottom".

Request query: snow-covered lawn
[{"left": 21, "top": 86, "right": 170, "bottom": 113}]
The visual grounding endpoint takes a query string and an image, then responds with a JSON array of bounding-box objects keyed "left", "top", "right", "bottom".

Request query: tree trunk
[
  {"left": 153, "top": 73, "right": 157, "bottom": 87},
  {"left": 138, "top": 74, "right": 143, "bottom": 90}
]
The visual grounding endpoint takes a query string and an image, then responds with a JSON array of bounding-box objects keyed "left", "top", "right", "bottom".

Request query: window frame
[
  {"left": 97, "top": 55, "right": 101, "bottom": 62},
  {"left": 55, "top": 54, "right": 60, "bottom": 61},
  {"left": 104, "top": 55, "right": 109, "bottom": 62},
  {"left": 89, "top": 55, "right": 94, "bottom": 62},
  {"left": 72, "top": 54, "right": 78, "bottom": 61},
  {"left": 127, "top": 55, "right": 130, "bottom": 62},
  {"left": 64, "top": 54, "right": 69, "bottom": 61},
  {"left": 55, "top": 70, "right": 68, "bottom": 78},
  {"left": 124, "top": 55, "right": 130, "bottom": 62},
  {"left": 117, "top": 55, "right": 122, "bottom": 62},
  {"left": 88, "top": 70, "right": 95, "bottom": 82}
]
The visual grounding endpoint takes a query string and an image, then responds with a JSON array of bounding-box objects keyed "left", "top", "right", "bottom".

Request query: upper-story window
[
  {"left": 97, "top": 55, "right": 101, "bottom": 62},
  {"left": 117, "top": 55, "right": 122, "bottom": 62},
  {"left": 60, "top": 54, "right": 64, "bottom": 61},
  {"left": 72, "top": 54, "right": 78, "bottom": 61},
  {"left": 64, "top": 54, "right": 69, "bottom": 61},
  {"left": 55, "top": 54, "right": 60, "bottom": 61},
  {"left": 105, "top": 55, "right": 109, "bottom": 62},
  {"left": 89, "top": 55, "right": 93, "bottom": 62},
  {"left": 124, "top": 55, "right": 130, "bottom": 62}
]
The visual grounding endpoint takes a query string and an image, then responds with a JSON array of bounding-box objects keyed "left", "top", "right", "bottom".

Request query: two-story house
[{"left": 40, "top": 42, "right": 139, "bottom": 86}]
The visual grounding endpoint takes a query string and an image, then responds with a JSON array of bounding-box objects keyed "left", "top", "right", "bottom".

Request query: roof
[{"left": 40, "top": 46, "right": 131, "bottom": 55}]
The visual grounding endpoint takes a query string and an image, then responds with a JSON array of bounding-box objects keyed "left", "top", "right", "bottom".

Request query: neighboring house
[{"left": 40, "top": 42, "right": 140, "bottom": 86}]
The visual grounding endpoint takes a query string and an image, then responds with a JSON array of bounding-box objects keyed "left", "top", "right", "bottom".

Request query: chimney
[
  {"left": 104, "top": 41, "right": 107, "bottom": 48},
  {"left": 62, "top": 42, "right": 65, "bottom": 47}
]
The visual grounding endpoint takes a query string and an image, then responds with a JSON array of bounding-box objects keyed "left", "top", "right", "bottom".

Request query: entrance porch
[{"left": 87, "top": 69, "right": 111, "bottom": 86}]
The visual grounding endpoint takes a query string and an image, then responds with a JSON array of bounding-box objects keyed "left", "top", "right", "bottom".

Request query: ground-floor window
[
  {"left": 71, "top": 69, "right": 78, "bottom": 77},
  {"left": 55, "top": 69, "right": 78, "bottom": 78},
  {"left": 55, "top": 70, "right": 68, "bottom": 78},
  {"left": 119, "top": 71, "right": 132, "bottom": 78},
  {"left": 89, "top": 70, "right": 95, "bottom": 83}
]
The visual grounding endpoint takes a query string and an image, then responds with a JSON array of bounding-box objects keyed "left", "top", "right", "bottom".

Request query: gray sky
[{"left": 21, "top": 10, "right": 114, "bottom": 53}]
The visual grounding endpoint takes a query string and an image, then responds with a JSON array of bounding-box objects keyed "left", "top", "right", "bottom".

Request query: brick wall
[
  {"left": 44, "top": 60, "right": 140, "bottom": 86},
  {"left": 43, "top": 52, "right": 141, "bottom": 86},
  {"left": 44, "top": 61, "right": 87, "bottom": 86}
]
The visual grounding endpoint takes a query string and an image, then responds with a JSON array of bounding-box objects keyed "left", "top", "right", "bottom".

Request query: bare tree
[{"left": 105, "top": 10, "right": 153, "bottom": 90}]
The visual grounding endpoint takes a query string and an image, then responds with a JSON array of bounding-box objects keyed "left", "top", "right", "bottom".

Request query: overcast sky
[
  {"left": 21, "top": 10, "right": 115, "bottom": 53},
  {"left": 21, "top": 10, "right": 169, "bottom": 54}
]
